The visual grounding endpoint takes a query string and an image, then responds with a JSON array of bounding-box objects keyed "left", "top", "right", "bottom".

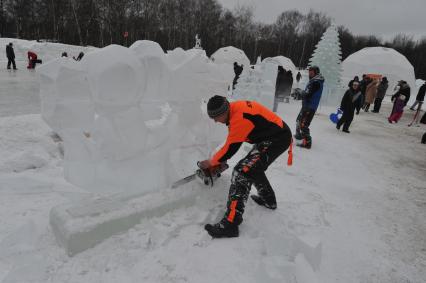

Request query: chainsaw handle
[{"left": 196, "top": 162, "right": 229, "bottom": 187}]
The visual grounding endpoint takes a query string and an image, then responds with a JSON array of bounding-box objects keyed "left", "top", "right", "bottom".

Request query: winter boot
[
  {"left": 296, "top": 138, "right": 311, "bottom": 149},
  {"left": 250, "top": 194, "right": 277, "bottom": 209},
  {"left": 205, "top": 218, "right": 239, "bottom": 238}
]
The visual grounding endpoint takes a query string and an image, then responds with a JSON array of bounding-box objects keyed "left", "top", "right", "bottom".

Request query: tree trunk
[{"left": 70, "top": 0, "right": 83, "bottom": 45}]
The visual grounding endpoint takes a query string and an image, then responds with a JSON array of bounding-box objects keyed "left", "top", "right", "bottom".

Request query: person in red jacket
[
  {"left": 27, "top": 51, "right": 39, "bottom": 69},
  {"left": 200, "top": 96, "right": 293, "bottom": 238}
]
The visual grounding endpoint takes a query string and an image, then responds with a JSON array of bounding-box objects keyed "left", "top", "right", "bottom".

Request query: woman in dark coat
[{"left": 336, "top": 81, "right": 362, "bottom": 133}]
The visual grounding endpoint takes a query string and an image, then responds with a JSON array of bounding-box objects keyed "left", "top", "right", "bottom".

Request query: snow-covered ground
[{"left": 0, "top": 41, "right": 425, "bottom": 283}]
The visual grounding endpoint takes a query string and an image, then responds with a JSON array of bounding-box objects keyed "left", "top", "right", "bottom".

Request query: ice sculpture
[
  {"left": 38, "top": 40, "right": 229, "bottom": 195},
  {"left": 308, "top": 24, "right": 343, "bottom": 106}
]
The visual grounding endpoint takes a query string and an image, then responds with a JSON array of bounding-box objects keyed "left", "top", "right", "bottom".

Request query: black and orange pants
[
  {"left": 295, "top": 108, "right": 315, "bottom": 146},
  {"left": 224, "top": 129, "right": 292, "bottom": 225}
]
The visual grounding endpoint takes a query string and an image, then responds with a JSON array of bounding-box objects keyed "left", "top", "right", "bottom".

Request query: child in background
[{"left": 388, "top": 95, "right": 406, "bottom": 123}]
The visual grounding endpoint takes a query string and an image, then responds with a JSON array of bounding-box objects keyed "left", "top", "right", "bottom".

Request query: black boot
[
  {"left": 205, "top": 218, "right": 239, "bottom": 238},
  {"left": 296, "top": 138, "right": 311, "bottom": 149},
  {"left": 251, "top": 195, "right": 277, "bottom": 209}
]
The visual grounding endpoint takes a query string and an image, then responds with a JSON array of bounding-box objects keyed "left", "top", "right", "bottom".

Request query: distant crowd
[
  {"left": 232, "top": 62, "right": 426, "bottom": 145},
  {"left": 339, "top": 74, "right": 425, "bottom": 133}
]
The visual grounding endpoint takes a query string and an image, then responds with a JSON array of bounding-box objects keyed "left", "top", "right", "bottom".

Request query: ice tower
[{"left": 308, "top": 24, "right": 343, "bottom": 106}]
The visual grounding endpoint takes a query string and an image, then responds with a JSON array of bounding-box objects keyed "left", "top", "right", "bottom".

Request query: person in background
[
  {"left": 372, "top": 77, "right": 388, "bottom": 113},
  {"left": 232, "top": 62, "right": 243, "bottom": 90},
  {"left": 348, "top": 75, "right": 359, "bottom": 88},
  {"left": 388, "top": 94, "right": 406, "bottom": 123},
  {"left": 294, "top": 66, "right": 325, "bottom": 149},
  {"left": 363, "top": 77, "right": 378, "bottom": 112},
  {"left": 296, "top": 71, "right": 302, "bottom": 85},
  {"left": 61, "top": 52, "right": 68, "bottom": 57},
  {"left": 73, "top": 52, "right": 84, "bottom": 61},
  {"left": 410, "top": 81, "right": 426, "bottom": 111},
  {"left": 388, "top": 80, "right": 410, "bottom": 121},
  {"left": 358, "top": 74, "right": 368, "bottom": 113},
  {"left": 6, "top": 42, "right": 17, "bottom": 70},
  {"left": 27, "top": 51, "right": 41, "bottom": 69},
  {"left": 421, "top": 111, "right": 426, "bottom": 124},
  {"left": 336, "top": 80, "right": 361, "bottom": 133},
  {"left": 200, "top": 95, "right": 292, "bottom": 238},
  {"left": 392, "top": 80, "right": 411, "bottom": 106}
]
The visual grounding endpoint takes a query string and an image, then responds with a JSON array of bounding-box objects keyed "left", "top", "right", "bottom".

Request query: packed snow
[
  {"left": 342, "top": 47, "right": 416, "bottom": 92},
  {"left": 0, "top": 39, "right": 425, "bottom": 283}
]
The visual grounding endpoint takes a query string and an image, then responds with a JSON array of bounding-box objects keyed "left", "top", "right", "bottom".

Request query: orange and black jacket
[{"left": 210, "top": 100, "right": 290, "bottom": 165}]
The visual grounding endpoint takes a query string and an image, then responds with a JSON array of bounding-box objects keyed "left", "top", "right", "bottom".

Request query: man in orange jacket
[{"left": 200, "top": 95, "right": 292, "bottom": 238}]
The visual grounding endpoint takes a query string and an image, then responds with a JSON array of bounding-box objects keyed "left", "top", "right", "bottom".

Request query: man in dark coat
[
  {"left": 336, "top": 81, "right": 361, "bottom": 133},
  {"left": 410, "top": 81, "right": 426, "bottom": 111},
  {"left": 6, "top": 43, "right": 17, "bottom": 70},
  {"left": 372, "top": 77, "right": 389, "bottom": 113},
  {"left": 296, "top": 71, "right": 301, "bottom": 83}
]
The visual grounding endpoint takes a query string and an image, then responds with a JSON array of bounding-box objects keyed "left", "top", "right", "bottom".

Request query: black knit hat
[
  {"left": 207, "top": 95, "right": 230, "bottom": 118},
  {"left": 308, "top": 65, "right": 320, "bottom": 74}
]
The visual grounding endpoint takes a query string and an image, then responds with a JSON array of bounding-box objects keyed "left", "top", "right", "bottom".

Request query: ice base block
[{"left": 50, "top": 188, "right": 198, "bottom": 256}]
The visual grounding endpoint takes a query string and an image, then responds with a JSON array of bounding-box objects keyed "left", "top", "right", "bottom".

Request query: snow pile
[
  {"left": 38, "top": 40, "right": 229, "bottom": 194},
  {"left": 232, "top": 61, "right": 277, "bottom": 110},
  {"left": 342, "top": 47, "right": 416, "bottom": 91},
  {"left": 0, "top": 115, "right": 59, "bottom": 173}
]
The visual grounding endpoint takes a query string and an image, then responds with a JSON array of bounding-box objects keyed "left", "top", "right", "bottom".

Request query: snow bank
[
  {"left": 38, "top": 40, "right": 229, "bottom": 194},
  {"left": 342, "top": 47, "right": 416, "bottom": 91},
  {"left": 0, "top": 114, "right": 59, "bottom": 173}
]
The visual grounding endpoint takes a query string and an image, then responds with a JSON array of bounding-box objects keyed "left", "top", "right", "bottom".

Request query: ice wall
[{"left": 38, "top": 40, "right": 229, "bottom": 194}]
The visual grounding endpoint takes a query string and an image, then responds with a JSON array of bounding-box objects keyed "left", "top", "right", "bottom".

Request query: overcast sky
[{"left": 217, "top": 0, "right": 426, "bottom": 40}]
